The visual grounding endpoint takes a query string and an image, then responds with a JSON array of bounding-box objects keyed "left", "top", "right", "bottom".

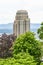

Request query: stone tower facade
[{"left": 13, "top": 10, "right": 30, "bottom": 37}]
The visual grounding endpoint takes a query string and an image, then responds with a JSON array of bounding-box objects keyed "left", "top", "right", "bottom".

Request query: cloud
[{"left": 0, "top": 0, "right": 43, "bottom": 24}]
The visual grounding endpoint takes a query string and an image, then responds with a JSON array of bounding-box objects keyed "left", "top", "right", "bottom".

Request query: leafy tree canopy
[{"left": 13, "top": 32, "right": 41, "bottom": 62}]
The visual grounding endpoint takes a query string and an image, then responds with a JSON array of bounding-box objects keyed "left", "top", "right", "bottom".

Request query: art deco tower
[{"left": 13, "top": 10, "right": 30, "bottom": 37}]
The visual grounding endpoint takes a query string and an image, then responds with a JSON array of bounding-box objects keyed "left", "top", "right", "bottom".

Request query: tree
[
  {"left": 13, "top": 32, "right": 41, "bottom": 65},
  {"left": 0, "top": 33, "right": 16, "bottom": 58},
  {"left": 37, "top": 22, "right": 43, "bottom": 39}
]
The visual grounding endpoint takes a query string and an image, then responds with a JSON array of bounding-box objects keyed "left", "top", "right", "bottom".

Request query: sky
[{"left": 0, "top": 0, "right": 43, "bottom": 24}]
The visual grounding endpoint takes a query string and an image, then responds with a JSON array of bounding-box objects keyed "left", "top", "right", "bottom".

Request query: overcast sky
[{"left": 0, "top": 0, "right": 43, "bottom": 24}]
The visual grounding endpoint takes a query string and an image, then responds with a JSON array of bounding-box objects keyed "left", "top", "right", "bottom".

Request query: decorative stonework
[{"left": 13, "top": 10, "right": 30, "bottom": 37}]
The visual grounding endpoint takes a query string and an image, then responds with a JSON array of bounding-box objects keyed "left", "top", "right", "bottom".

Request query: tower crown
[
  {"left": 16, "top": 10, "right": 28, "bottom": 15},
  {"left": 16, "top": 10, "right": 28, "bottom": 20}
]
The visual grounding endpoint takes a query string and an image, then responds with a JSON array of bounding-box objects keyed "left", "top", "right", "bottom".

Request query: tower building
[{"left": 13, "top": 10, "right": 30, "bottom": 37}]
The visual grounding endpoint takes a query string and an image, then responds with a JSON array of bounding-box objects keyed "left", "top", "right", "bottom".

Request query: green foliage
[
  {"left": 40, "top": 62, "right": 43, "bottom": 65},
  {"left": 39, "top": 32, "right": 43, "bottom": 39},
  {"left": 41, "top": 22, "right": 43, "bottom": 25},
  {"left": 0, "top": 32, "right": 41, "bottom": 65},
  {"left": 37, "top": 22, "right": 43, "bottom": 39},
  {"left": 13, "top": 32, "right": 41, "bottom": 62},
  {"left": 0, "top": 53, "right": 38, "bottom": 65}
]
